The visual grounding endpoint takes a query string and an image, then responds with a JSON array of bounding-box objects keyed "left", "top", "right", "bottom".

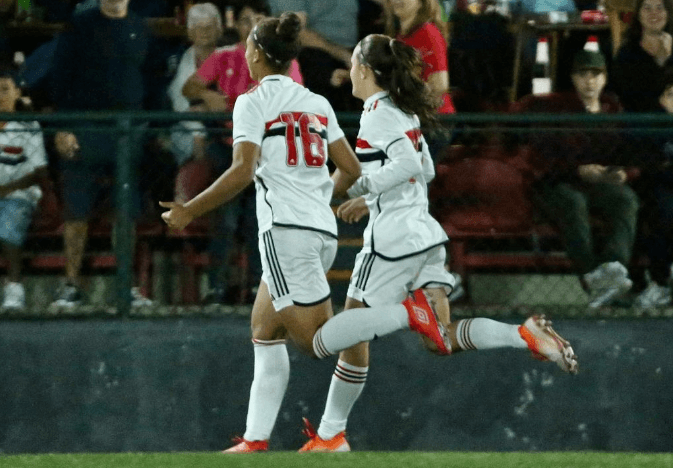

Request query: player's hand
[
  {"left": 159, "top": 201, "right": 194, "bottom": 230},
  {"left": 337, "top": 196, "right": 369, "bottom": 224},
  {"left": 54, "top": 132, "right": 79, "bottom": 159}
]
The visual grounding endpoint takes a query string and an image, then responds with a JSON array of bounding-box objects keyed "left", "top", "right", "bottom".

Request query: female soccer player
[
  {"left": 160, "top": 13, "right": 452, "bottom": 453},
  {"left": 298, "top": 34, "right": 579, "bottom": 452}
]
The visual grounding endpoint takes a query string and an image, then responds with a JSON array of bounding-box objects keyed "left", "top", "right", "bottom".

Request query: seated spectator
[
  {"left": 515, "top": 50, "right": 640, "bottom": 308},
  {"left": 167, "top": 2, "right": 223, "bottom": 166},
  {"left": 630, "top": 70, "right": 673, "bottom": 307},
  {"left": 49, "top": 0, "right": 153, "bottom": 308},
  {"left": 612, "top": 0, "right": 673, "bottom": 112},
  {"left": 267, "top": 0, "right": 358, "bottom": 111},
  {"left": 0, "top": 59, "right": 48, "bottom": 312}
]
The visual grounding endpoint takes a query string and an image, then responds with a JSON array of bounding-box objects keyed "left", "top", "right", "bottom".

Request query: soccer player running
[
  {"left": 298, "top": 34, "right": 579, "bottom": 452},
  {"left": 160, "top": 13, "right": 454, "bottom": 453}
]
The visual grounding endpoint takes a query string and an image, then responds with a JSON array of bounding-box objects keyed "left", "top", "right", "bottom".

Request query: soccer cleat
[
  {"left": 221, "top": 436, "right": 268, "bottom": 453},
  {"left": 402, "top": 289, "right": 450, "bottom": 355},
  {"left": 519, "top": 315, "right": 578, "bottom": 374},
  {"left": 298, "top": 417, "right": 350, "bottom": 452}
]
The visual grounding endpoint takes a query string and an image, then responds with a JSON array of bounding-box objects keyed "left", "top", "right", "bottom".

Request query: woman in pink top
[
  {"left": 182, "top": 3, "right": 303, "bottom": 111},
  {"left": 386, "top": 0, "right": 455, "bottom": 114}
]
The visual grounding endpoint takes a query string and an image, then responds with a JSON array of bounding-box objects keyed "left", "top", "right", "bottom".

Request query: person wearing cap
[{"left": 513, "top": 49, "right": 640, "bottom": 309}]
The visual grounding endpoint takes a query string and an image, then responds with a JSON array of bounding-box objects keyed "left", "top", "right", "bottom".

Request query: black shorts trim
[
  {"left": 293, "top": 293, "right": 331, "bottom": 307},
  {"left": 372, "top": 240, "right": 449, "bottom": 262},
  {"left": 272, "top": 222, "right": 338, "bottom": 240}
]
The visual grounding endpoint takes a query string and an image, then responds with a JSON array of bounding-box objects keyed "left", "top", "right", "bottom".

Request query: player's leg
[
  {"left": 299, "top": 298, "right": 369, "bottom": 452},
  {"left": 223, "top": 281, "right": 289, "bottom": 453},
  {"left": 312, "top": 251, "right": 451, "bottom": 359},
  {"left": 415, "top": 248, "right": 578, "bottom": 373}
]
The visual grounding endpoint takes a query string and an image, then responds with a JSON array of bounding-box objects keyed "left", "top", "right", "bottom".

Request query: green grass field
[{"left": 2, "top": 452, "right": 672, "bottom": 468}]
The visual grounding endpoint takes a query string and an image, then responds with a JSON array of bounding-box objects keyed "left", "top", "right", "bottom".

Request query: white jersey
[
  {"left": 348, "top": 91, "right": 448, "bottom": 260},
  {"left": 232, "top": 75, "right": 345, "bottom": 238},
  {"left": 0, "top": 121, "right": 47, "bottom": 206}
]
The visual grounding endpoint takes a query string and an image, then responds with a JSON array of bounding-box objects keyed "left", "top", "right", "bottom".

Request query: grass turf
[{"left": 2, "top": 452, "right": 672, "bottom": 468}]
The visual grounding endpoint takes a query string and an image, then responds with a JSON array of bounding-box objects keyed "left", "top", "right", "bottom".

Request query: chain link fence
[{"left": 0, "top": 111, "right": 672, "bottom": 319}]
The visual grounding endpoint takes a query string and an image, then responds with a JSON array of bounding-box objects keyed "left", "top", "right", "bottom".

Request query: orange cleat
[
  {"left": 298, "top": 417, "right": 350, "bottom": 452},
  {"left": 519, "top": 315, "right": 578, "bottom": 374},
  {"left": 402, "top": 289, "right": 450, "bottom": 355},
  {"left": 221, "top": 436, "right": 269, "bottom": 453}
]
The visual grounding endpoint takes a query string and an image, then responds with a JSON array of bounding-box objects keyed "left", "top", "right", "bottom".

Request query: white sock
[
  {"left": 455, "top": 318, "right": 527, "bottom": 351},
  {"left": 318, "top": 359, "right": 368, "bottom": 440},
  {"left": 243, "top": 339, "right": 290, "bottom": 441},
  {"left": 313, "top": 304, "right": 408, "bottom": 359}
]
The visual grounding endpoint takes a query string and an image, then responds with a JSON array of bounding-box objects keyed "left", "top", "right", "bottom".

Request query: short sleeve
[
  {"left": 325, "top": 103, "right": 345, "bottom": 144},
  {"left": 196, "top": 51, "right": 222, "bottom": 85},
  {"left": 404, "top": 24, "right": 448, "bottom": 79},
  {"left": 232, "top": 93, "right": 265, "bottom": 146}
]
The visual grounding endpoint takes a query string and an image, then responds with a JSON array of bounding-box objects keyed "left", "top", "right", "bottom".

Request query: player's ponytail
[
  {"left": 251, "top": 12, "right": 302, "bottom": 74},
  {"left": 359, "top": 34, "right": 440, "bottom": 127}
]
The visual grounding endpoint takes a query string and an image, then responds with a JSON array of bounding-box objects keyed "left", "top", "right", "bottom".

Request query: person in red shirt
[{"left": 386, "top": 0, "right": 455, "bottom": 114}]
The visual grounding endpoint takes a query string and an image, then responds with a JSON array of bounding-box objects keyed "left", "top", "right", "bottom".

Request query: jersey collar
[
  {"left": 260, "top": 74, "right": 288, "bottom": 85},
  {"left": 363, "top": 91, "right": 389, "bottom": 109}
]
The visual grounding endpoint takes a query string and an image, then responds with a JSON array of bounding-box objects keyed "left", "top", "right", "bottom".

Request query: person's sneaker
[
  {"left": 221, "top": 437, "right": 269, "bottom": 453},
  {"left": 402, "top": 289, "right": 450, "bottom": 355},
  {"left": 298, "top": 418, "right": 350, "bottom": 452},
  {"left": 1, "top": 282, "right": 25, "bottom": 312},
  {"left": 131, "top": 287, "right": 153, "bottom": 307},
  {"left": 202, "top": 287, "right": 229, "bottom": 305},
  {"left": 584, "top": 262, "right": 632, "bottom": 308},
  {"left": 52, "top": 283, "right": 84, "bottom": 308},
  {"left": 519, "top": 315, "right": 578, "bottom": 374},
  {"left": 635, "top": 282, "right": 672, "bottom": 308}
]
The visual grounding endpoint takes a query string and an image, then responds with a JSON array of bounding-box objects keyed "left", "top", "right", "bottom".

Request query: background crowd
[{"left": 0, "top": 0, "right": 672, "bottom": 311}]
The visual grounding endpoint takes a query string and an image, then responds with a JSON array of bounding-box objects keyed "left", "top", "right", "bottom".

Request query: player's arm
[
  {"left": 347, "top": 137, "right": 422, "bottom": 198},
  {"left": 0, "top": 166, "right": 48, "bottom": 198},
  {"left": 160, "top": 142, "right": 259, "bottom": 229},
  {"left": 330, "top": 137, "right": 361, "bottom": 199},
  {"left": 426, "top": 71, "right": 449, "bottom": 102}
]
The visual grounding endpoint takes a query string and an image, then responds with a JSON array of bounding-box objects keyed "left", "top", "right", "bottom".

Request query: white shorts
[
  {"left": 259, "top": 227, "right": 337, "bottom": 311},
  {"left": 347, "top": 245, "right": 456, "bottom": 307}
]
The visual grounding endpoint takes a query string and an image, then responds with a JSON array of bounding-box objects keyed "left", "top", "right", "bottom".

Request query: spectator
[
  {"left": 49, "top": 0, "right": 153, "bottom": 308},
  {"left": 267, "top": 0, "right": 359, "bottom": 111},
  {"left": 612, "top": 0, "right": 673, "bottom": 112},
  {"left": 515, "top": 50, "right": 640, "bottom": 308},
  {"left": 166, "top": 2, "right": 223, "bottom": 166},
  {"left": 630, "top": 70, "right": 673, "bottom": 307},
  {"left": 0, "top": 59, "right": 48, "bottom": 312},
  {"left": 384, "top": 0, "right": 455, "bottom": 114}
]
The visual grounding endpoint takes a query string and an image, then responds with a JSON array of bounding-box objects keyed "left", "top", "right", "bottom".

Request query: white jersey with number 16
[{"left": 232, "top": 75, "right": 345, "bottom": 238}]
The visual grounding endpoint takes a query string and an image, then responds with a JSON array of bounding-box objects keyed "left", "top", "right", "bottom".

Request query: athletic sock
[
  {"left": 318, "top": 359, "right": 368, "bottom": 440},
  {"left": 455, "top": 318, "right": 527, "bottom": 351},
  {"left": 243, "top": 339, "right": 290, "bottom": 441},
  {"left": 313, "top": 304, "right": 409, "bottom": 359}
]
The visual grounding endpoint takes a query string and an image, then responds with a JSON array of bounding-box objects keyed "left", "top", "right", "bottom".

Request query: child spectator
[{"left": 0, "top": 60, "right": 48, "bottom": 311}]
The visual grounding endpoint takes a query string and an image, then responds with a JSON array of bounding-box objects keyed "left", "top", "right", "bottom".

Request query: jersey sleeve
[
  {"left": 325, "top": 102, "right": 345, "bottom": 144},
  {"left": 232, "top": 93, "right": 265, "bottom": 147},
  {"left": 195, "top": 51, "right": 221, "bottom": 85},
  {"left": 408, "top": 24, "right": 448, "bottom": 77},
  {"left": 347, "top": 110, "right": 423, "bottom": 197}
]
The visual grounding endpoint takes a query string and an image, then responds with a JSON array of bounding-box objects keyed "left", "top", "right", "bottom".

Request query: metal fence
[{"left": 1, "top": 110, "right": 673, "bottom": 319}]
